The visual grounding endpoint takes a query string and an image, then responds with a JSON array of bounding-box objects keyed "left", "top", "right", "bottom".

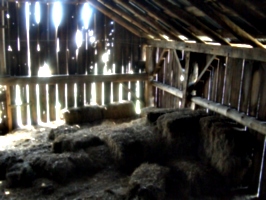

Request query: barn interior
[{"left": 0, "top": 0, "right": 266, "bottom": 199}]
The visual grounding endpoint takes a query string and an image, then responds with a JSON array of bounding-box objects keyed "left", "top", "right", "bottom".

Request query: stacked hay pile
[
  {"left": 63, "top": 101, "right": 137, "bottom": 125},
  {"left": 199, "top": 116, "right": 255, "bottom": 186},
  {"left": 102, "top": 123, "right": 166, "bottom": 172},
  {"left": 166, "top": 159, "right": 228, "bottom": 199},
  {"left": 155, "top": 109, "right": 208, "bottom": 158},
  {"left": 0, "top": 106, "right": 256, "bottom": 199},
  {"left": 127, "top": 163, "right": 169, "bottom": 199}
]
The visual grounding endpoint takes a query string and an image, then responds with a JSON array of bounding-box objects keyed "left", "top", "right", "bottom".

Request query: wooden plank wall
[{"left": 0, "top": 2, "right": 144, "bottom": 130}]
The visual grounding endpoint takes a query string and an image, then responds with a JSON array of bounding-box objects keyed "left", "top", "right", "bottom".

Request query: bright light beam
[
  {"left": 35, "top": 2, "right": 41, "bottom": 24},
  {"left": 82, "top": 3, "right": 92, "bottom": 30},
  {"left": 52, "top": 2, "right": 62, "bottom": 28}
]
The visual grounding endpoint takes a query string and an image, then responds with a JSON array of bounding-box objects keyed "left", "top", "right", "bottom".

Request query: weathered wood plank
[
  {"left": 181, "top": 52, "right": 191, "bottom": 108},
  {"left": 0, "top": 74, "right": 148, "bottom": 86},
  {"left": 29, "top": 84, "right": 37, "bottom": 125},
  {"left": 146, "top": 40, "right": 266, "bottom": 62}
]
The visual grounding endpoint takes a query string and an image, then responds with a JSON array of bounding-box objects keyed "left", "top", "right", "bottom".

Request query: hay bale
[
  {"left": 28, "top": 149, "right": 111, "bottom": 182},
  {"left": 48, "top": 124, "right": 80, "bottom": 140},
  {"left": 6, "top": 161, "right": 36, "bottom": 187},
  {"left": 146, "top": 107, "right": 192, "bottom": 125},
  {"left": 52, "top": 130, "right": 104, "bottom": 153},
  {"left": 103, "top": 125, "right": 166, "bottom": 172},
  {"left": 167, "top": 159, "right": 228, "bottom": 198},
  {"left": 0, "top": 152, "right": 22, "bottom": 180},
  {"left": 156, "top": 109, "right": 208, "bottom": 158},
  {"left": 63, "top": 105, "right": 104, "bottom": 125},
  {"left": 127, "top": 163, "right": 169, "bottom": 200},
  {"left": 103, "top": 101, "right": 136, "bottom": 119},
  {"left": 199, "top": 116, "right": 255, "bottom": 186}
]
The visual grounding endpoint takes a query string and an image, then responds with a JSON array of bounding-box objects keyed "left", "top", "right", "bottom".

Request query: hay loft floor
[{"left": 0, "top": 108, "right": 257, "bottom": 200}]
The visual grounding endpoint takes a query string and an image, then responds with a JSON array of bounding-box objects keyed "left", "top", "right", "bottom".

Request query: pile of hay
[
  {"left": 63, "top": 101, "right": 137, "bottom": 125},
  {"left": 103, "top": 101, "right": 136, "bottom": 119},
  {"left": 156, "top": 109, "right": 208, "bottom": 158},
  {"left": 127, "top": 163, "right": 169, "bottom": 200},
  {"left": 48, "top": 124, "right": 80, "bottom": 140},
  {"left": 63, "top": 105, "right": 104, "bottom": 125},
  {"left": 199, "top": 116, "right": 255, "bottom": 186},
  {"left": 52, "top": 130, "right": 104, "bottom": 153},
  {"left": 103, "top": 124, "right": 166, "bottom": 172},
  {"left": 145, "top": 107, "right": 192, "bottom": 124},
  {"left": 167, "top": 159, "right": 228, "bottom": 199}
]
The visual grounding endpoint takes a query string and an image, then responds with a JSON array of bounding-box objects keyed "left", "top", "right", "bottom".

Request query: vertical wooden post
[
  {"left": 29, "top": 84, "right": 37, "bottom": 125},
  {"left": 181, "top": 51, "right": 190, "bottom": 108},
  {"left": 5, "top": 86, "right": 12, "bottom": 131},
  {"left": 142, "top": 46, "right": 155, "bottom": 107},
  {"left": 0, "top": 0, "right": 6, "bottom": 75}
]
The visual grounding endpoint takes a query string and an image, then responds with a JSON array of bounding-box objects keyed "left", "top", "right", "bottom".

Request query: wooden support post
[
  {"left": 29, "top": 84, "right": 37, "bottom": 125},
  {"left": 181, "top": 52, "right": 190, "bottom": 108},
  {"left": 5, "top": 86, "right": 12, "bottom": 131},
  {"left": 49, "top": 84, "right": 56, "bottom": 121},
  {"left": 0, "top": 0, "right": 6, "bottom": 75},
  {"left": 67, "top": 83, "right": 75, "bottom": 108},
  {"left": 144, "top": 46, "right": 154, "bottom": 107}
]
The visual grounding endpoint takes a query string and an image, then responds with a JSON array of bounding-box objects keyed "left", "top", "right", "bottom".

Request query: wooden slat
[
  {"left": 49, "top": 84, "right": 56, "bottom": 121},
  {"left": 85, "top": 83, "right": 91, "bottom": 105},
  {"left": 112, "top": 82, "right": 119, "bottom": 102},
  {"left": 0, "top": 0, "right": 6, "bottom": 75},
  {"left": 58, "top": 83, "right": 66, "bottom": 110},
  {"left": 146, "top": 40, "right": 266, "bottom": 62},
  {"left": 239, "top": 60, "right": 253, "bottom": 114},
  {"left": 67, "top": 83, "right": 75, "bottom": 108},
  {"left": 228, "top": 58, "right": 244, "bottom": 109},
  {"left": 0, "top": 74, "right": 148, "bottom": 86},
  {"left": 181, "top": 52, "right": 191, "bottom": 108},
  {"left": 29, "top": 84, "right": 37, "bottom": 125},
  {"left": 249, "top": 63, "right": 263, "bottom": 117},
  {"left": 5, "top": 86, "right": 12, "bottom": 130},
  {"left": 39, "top": 84, "right": 47, "bottom": 122}
]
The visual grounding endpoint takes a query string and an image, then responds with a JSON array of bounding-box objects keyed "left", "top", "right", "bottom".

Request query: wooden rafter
[
  {"left": 209, "top": 1, "right": 261, "bottom": 35},
  {"left": 130, "top": 0, "right": 204, "bottom": 43},
  {"left": 152, "top": 0, "right": 230, "bottom": 45},
  {"left": 218, "top": 0, "right": 266, "bottom": 35},
  {"left": 88, "top": 1, "right": 146, "bottom": 38},
  {"left": 97, "top": 0, "right": 163, "bottom": 40},
  {"left": 113, "top": 0, "right": 182, "bottom": 41},
  {"left": 185, "top": 0, "right": 266, "bottom": 49}
]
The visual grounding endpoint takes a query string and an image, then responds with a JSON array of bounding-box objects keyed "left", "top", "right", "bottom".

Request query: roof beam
[
  {"left": 218, "top": 0, "right": 266, "bottom": 35},
  {"left": 129, "top": 0, "right": 204, "bottom": 43},
  {"left": 88, "top": 1, "right": 146, "bottom": 38},
  {"left": 152, "top": 0, "right": 230, "bottom": 45},
  {"left": 146, "top": 39, "right": 266, "bottom": 62},
  {"left": 97, "top": 0, "right": 163, "bottom": 40},
  {"left": 185, "top": 0, "right": 266, "bottom": 49},
  {"left": 113, "top": 0, "right": 182, "bottom": 41}
]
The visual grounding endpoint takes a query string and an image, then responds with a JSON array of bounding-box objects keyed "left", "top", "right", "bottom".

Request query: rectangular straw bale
[
  {"left": 103, "top": 101, "right": 136, "bottom": 119},
  {"left": 103, "top": 125, "right": 165, "bottom": 172},
  {"left": 63, "top": 105, "right": 104, "bottom": 125},
  {"left": 156, "top": 109, "right": 208, "bottom": 158},
  {"left": 127, "top": 163, "right": 169, "bottom": 200},
  {"left": 146, "top": 107, "right": 192, "bottom": 124},
  {"left": 167, "top": 160, "right": 227, "bottom": 198},
  {"left": 52, "top": 130, "right": 104, "bottom": 153},
  {"left": 199, "top": 116, "right": 255, "bottom": 186}
]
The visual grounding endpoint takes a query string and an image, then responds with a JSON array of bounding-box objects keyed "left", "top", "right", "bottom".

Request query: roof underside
[{"left": 8, "top": 0, "right": 266, "bottom": 48}]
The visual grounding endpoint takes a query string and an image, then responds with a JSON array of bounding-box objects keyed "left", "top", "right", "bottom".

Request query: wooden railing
[{"left": 0, "top": 73, "right": 149, "bottom": 130}]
